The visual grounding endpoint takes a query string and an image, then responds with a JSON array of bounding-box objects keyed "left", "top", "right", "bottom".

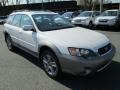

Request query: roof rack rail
[
  {"left": 12, "top": 9, "right": 30, "bottom": 12},
  {"left": 13, "top": 9, "right": 52, "bottom": 12}
]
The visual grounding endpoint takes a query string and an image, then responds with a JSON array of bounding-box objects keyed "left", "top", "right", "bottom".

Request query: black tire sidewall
[
  {"left": 6, "top": 35, "right": 14, "bottom": 51},
  {"left": 89, "top": 21, "right": 94, "bottom": 28}
]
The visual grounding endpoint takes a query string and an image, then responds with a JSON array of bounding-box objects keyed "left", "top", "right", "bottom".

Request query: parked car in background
[
  {"left": 62, "top": 12, "right": 74, "bottom": 21},
  {"left": 0, "top": 16, "right": 7, "bottom": 24},
  {"left": 94, "top": 9, "right": 120, "bottom": 28},
  {"left": 62, "top": 11, "right": 80, "bottom": 21},
  {"left": 4, "top": 10, "right": 115, "bottom": 78},
  {"left": 72, "top": 11, "right": 100, "bottom": 28}
]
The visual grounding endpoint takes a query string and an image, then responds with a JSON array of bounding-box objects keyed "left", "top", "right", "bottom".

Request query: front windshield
[
  {"left": 101, "top": 11, "right": 118, "bottom": 16},
  {"left": 32, "top": 14, "right": 74, "bottom": 31},
  {"left": 93, "top": 12, "right": 100, "bottom": 16},
  {"left": 79, "top": 11, "right": 92, "bottom": 17},
  {"left": 62, "top": 12, "right": 73, "bottom": 18}
]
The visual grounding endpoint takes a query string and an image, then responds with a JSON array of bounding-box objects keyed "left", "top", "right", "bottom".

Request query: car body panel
[
  {"left": 42, "top": 27, "right": 110, "bottom": 54},
  {"left": 72, "top": 11, "right": 100, "bottom": 26},
  {"left": 3, "top": 11, "right": 115, "bottom": 76},
  {"left": 94, "top": 10, "right": 120, "bottom": 26}
]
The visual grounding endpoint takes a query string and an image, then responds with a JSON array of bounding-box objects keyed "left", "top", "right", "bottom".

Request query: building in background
[
  {"left": 102, "top": 0, "right": 120, "bottom": 10},
  {"left": 75, "top": 0, "right": 120, "bottom": 10},
  {"left": 109, "top": 0, "right": 120, "bottom": 9},
  {"left": 0, "top": 0, "right": 75, "bottom": 6}
]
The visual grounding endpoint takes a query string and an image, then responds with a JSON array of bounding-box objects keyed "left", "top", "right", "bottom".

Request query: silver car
[
  {"left": 94, "top": 9, "right": 120, "bottom": 28},
  {"left": 4, "top": 10, "right": 115, "bottom": 78},
  {"left": 72, "top": 11, "right": 100, "bottom": 27}
]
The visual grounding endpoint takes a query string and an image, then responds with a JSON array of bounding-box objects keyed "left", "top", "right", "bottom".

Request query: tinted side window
[
  {"left": 20, "top": 15, "right": 33, "bottom": 27},
  {"left": 6, "top": 15, "right": 14, "bottom": 24},
  {"left": 12, "top": 15, "right": 21, "bottom": 27},
  {"left": 93, "top": 12, "right": 100, "bottom": 16}
]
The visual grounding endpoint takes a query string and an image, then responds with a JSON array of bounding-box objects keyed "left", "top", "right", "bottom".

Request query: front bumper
[
  {"left": 58, "top": 46, "right": 115, "bottom": 76},
  {"left": 72, "top": 20, "right": 89, "bottom": 26},
  {"left": 94, "top": 21, "right": 116, "bottom": 26}
]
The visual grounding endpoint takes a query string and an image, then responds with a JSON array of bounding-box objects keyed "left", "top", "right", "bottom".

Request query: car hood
[
  {"left": 96, "top": 16, "right": 117, "bottom": 20},
  {"left": 73, "top": 16, "right": 89, "bottom": 20},
  {"left": 43, "top": 27, "right": 110, "bottom": 52}
]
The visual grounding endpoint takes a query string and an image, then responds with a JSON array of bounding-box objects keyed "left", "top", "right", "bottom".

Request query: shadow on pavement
[
  {"left": 56, "top": 61, "right": 120, "bottom": 90},
  {"left": 13, "top": 48, "right": 120, "bottom": 90},
  {"left": 95, "top": 26, "right": 120, "bottom": 32}
]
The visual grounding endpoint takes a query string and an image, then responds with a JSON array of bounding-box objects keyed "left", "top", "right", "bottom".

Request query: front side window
[
  {"left": 62, "top": 12, "right": 73, "bottom": 18},
  {"left": 12, "top": 15, "right": 21, "bottom": 27},
  {"left": 20, "top": 15, "right": 33, "bottom": 27},
  {"left": 32, "top": 14, "right": 74, "bottom": 31},
  {"left": 101, "top": 11, "right": 118, "bottom": 16}
]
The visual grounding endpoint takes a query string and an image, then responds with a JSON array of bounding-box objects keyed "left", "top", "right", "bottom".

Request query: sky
[
  {"left": 6, "top": 0, "right": 72, "bottom": 5},
  {"left": 111, "top": 0, "right": 120, "bottom": 3},
  {"left": 0, "top": 0, "right": 120, "bottom": 5}
]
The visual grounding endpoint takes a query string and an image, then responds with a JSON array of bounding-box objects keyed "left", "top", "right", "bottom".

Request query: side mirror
[{"left": 22, "top": 25, "right": 35, "bottom": 31}]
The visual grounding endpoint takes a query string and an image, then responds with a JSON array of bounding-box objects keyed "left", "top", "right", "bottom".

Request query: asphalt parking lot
[{"left": 0, "top": 25, "right": 120, "bottom": 90}]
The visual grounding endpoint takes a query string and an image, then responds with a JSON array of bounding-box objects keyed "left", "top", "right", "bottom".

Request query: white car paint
[
  {"left": 94, "top": 10, "right": 120, "bottom": 26},
  {"left": 72, "top": 11, "right": 100, "bottom": 26},
  {"left": 40, "top": 27, "right": 110, "bottom": 55},
  {"left": 4, "top": 11, "right": 110, "bottom": 56},
  {"left": 72, "top": 17, "right": 90, "bottom": 26},
  {"left": 4, "top": 11, "right": 115, "bottom": 76},
  {"left": 94, "top": 16, "right": 117, "bottom": 26}
]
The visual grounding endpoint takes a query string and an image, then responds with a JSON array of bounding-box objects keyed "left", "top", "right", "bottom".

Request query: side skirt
[{"left": 13, "top": 42, "right": 39, "bottom": 59}]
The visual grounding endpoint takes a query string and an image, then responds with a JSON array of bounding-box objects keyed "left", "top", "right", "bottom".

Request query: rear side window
[
  {"left": 12, "top": 15, "right": 21, "bottom": 27},
  {"left": 6, "top": 15, "right": 14, "bottom": 24}
]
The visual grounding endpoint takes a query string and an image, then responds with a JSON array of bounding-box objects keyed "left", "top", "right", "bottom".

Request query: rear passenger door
[{"left": 5, "top": 14, "right": 22, "bottom": 44}]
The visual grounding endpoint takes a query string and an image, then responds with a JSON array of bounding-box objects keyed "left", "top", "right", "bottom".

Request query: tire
[
  {"left": 115, "top": 22, "right": 119, "bottom": 30},
  {"left": 41, "top": 50, "right": 62, "bottom": 78},
  {"left": 88, "top": 21, "right": 94, "bottom": 29},
  {"left": 5, "top": 35, "right": 15, "bottom": 51}
]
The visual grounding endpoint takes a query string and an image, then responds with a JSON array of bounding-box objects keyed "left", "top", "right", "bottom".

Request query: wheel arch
[
  {"left": 38, "top": 45, "right": 61, "bottom": 59},
  {"left": 4, "top": 31, "right": 10, "bottom": 42}
]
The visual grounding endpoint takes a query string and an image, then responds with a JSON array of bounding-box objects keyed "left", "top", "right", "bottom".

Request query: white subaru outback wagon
[{"left": 3, "top": 10, "right": 115, "bottom": 78}]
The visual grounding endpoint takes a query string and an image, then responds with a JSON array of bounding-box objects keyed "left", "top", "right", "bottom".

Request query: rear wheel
[
  {"left": 41, "top": 50, "right": 62, "bottom": 78},
  {"left": 5, "top": 35, "right": 14, "bottom": 51}
]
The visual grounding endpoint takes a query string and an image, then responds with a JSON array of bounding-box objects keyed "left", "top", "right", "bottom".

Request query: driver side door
[{"left": 19, "top": 14, "right": 38, "bottom": 53}]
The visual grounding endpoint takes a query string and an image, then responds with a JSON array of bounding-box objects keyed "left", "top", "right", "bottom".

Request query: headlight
[
  {"left": 68, "top": 47, "right": 96, "bottom": 58},
  {"left": 111, "top": 19, "right": 117, "bottom": 23},
  {"left": 68, "top": 47, "right": 80, "bottom": 56}
]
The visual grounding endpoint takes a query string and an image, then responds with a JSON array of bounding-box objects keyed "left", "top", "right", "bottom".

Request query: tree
[
  {"left": 84, "top": 0, "right": 95, "bottom": 10},
  {"left": 1, "top": 0, "right": 8, "bottom": 6},
  {"left": 16, "top": 0, "right": 20, "bottom": 5},
  {"left": 26, "top": 0, "right": 32, "bottom": 4}
]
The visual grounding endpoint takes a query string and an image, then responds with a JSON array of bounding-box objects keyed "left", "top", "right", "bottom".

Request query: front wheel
[
  {"left": 114, "top": 22, "right": 120, "bottom": 30},
  {"left": 88, "top": 21, "right": 94, "bottom": 29},
  {"left": 41, "top": 50, "right": 62, "bottom": 78}
]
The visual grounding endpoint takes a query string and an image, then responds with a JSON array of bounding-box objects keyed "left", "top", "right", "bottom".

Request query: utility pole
[
  {"left": 100, "top": 0, "right": 103, "bottom": 14},
  {"left": 42, "top": 0, "right": 44, "bottom": 10}
]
